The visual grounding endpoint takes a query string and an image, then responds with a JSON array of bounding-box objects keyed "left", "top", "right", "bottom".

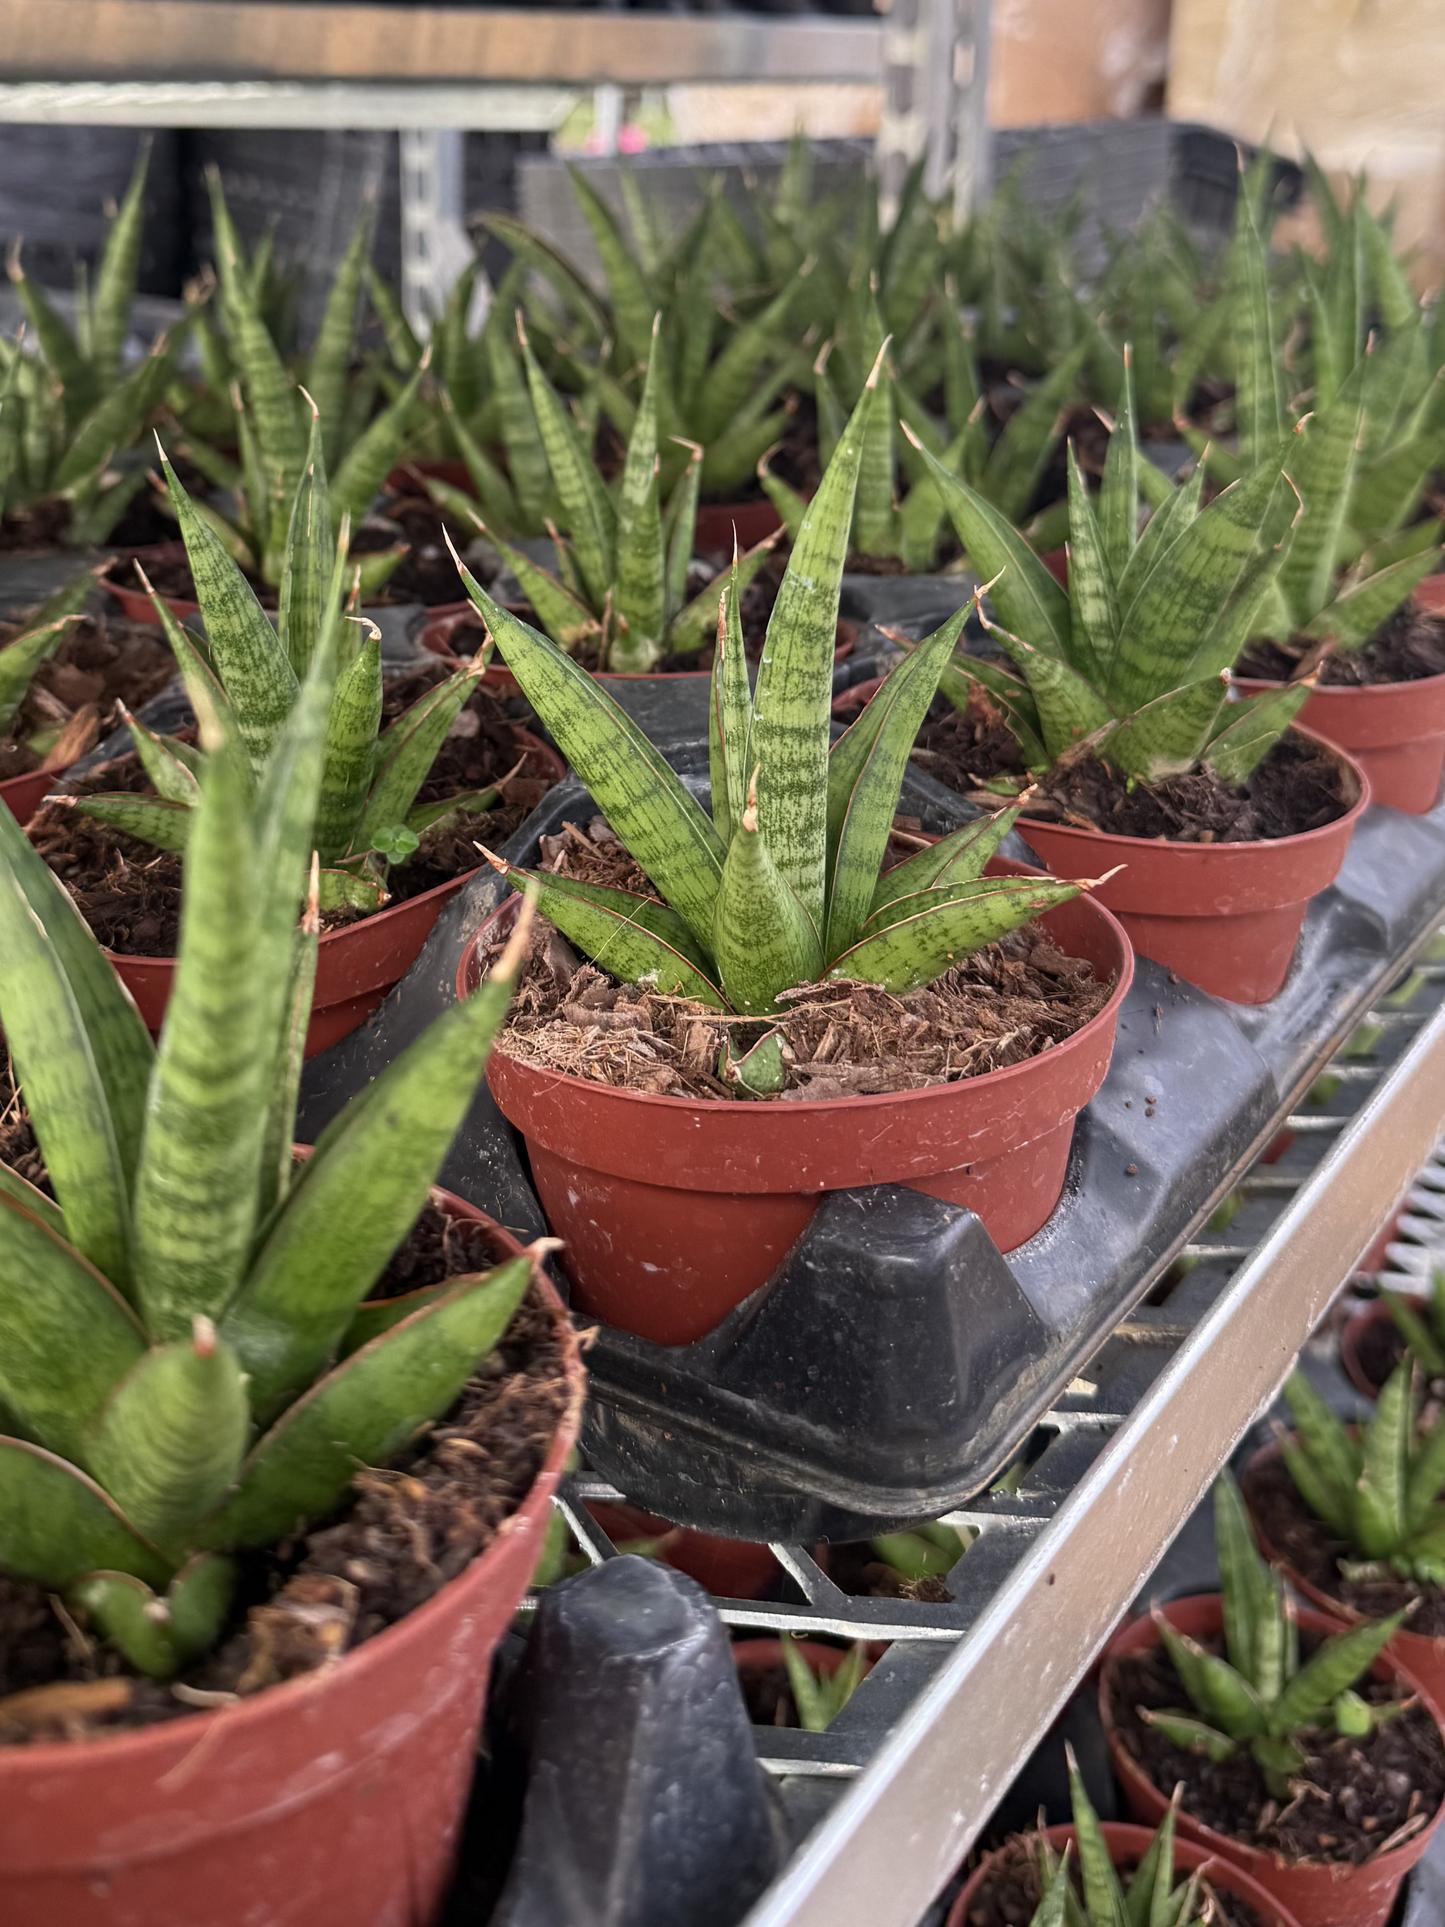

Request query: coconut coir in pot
[
  {"left": 1239, "top": 606, "right": 1445, "bottom": 688},
  {"left": 494, "top": 820, "right": 1110, "bottom": 1101},
  {"left": 0, "top": 617, "right": 174, "bottom": 782}
]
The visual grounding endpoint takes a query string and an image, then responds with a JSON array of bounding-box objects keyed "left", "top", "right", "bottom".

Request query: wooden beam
[{"left": 0, "top": 2, "right": 884, "bottom": 86}]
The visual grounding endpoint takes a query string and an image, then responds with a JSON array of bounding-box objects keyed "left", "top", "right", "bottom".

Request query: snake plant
[
  {"left": 1180, "top": 179, "right": 1445, "bottom": 578},
  {"left": 68, "top": 418, "right": 500, "bottom": 915},
  {"left": 914, "top": 355, "right": 1314, "bottom": 791},
  {"left": 1280, "top": 1363, "right": 1445, "bottom": 1586},
  {"left": 2, "top": 141, "right": 188, "bottom": 546},
  {"left": 479, "top": 167, "right": 815, "bottom": 500},
  {"left": 0, "top": 569, "right": 110, "bottom": 752},
  {"left": 760, "top": 315, "right": 1088, "bottom": 571},
  {"left": 0, "top": 538, "right": 541, "bottom": 1678},
  {"left": 455, "top": 352, "right": 1094, "bottom": 1052},
  {"left": 1246, "top": 348, "right": 1443, "bottom": 665},
  {"left": 176, "top": 177, "right": 422, "bottom": 596},
  {"left": 780, "top": 1638, "right": 867, "bottom": 1734},
  {"left": 441, "top": 316, "right": 778, "bottom": 673},
  {"left": 1140, "top": 1472, "right": 1409, "bottom": 1797},
  {"left": 1023, "top": 1747, "right": 1209, "bottom": 1927}
]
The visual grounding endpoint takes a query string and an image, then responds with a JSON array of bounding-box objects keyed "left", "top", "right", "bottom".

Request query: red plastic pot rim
[
  {"left": 465, "top": 856, "right": 1134, "bottom": 1194},
  {"left": 1016, "top": 730, "right": 1370, "bottom": 918},
  {"left": 1100, "top": 1593, "right": 1445, "bottom": 1867},
  {"left": 0, "top": 1187, "right": 584, "bottom": 1777}
]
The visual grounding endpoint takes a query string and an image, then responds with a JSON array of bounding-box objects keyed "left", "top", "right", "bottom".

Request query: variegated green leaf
[
  {"left": 0, "top": 1437, "right": 168, "bottom": 1591},
  {"left": 752, "top": 350, "right": 881, "bottom": 937},
  {"left": 828, "top": 875, "right": 1084, "bottom": 994},
  {"left": 713, "top": 775, "right": 823, "bottom": 1015},
  {"left": 456, "top": 564, "right": 725, "bottom": 948},
  {"left": 1103, "top": 674, "right": 1228, "bottom": 783},
  {"left": 210, "top": 1257, "right": 535, "bottom": 1550},
  {"left": 69, "top": 794, "right": 194, "bottom": 853},
  {"left": 1204, "top": 683, "right": 1313, "bottom": 787}
]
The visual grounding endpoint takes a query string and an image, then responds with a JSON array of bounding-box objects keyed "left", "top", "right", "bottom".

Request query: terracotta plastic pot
[
  {"left": 948, "top": 1821, "right": 1302, "bottom": 1927},
  {"left": 695, "top": 499, "right": 785, "bottom": 554},
  {"left": 1339, "top": 1296, "right": 1402, "bottom": 1401},
  {"left": 100, "top": 724, "right": 563, "bottom": 1057},
  {"left": 588, "top": 1503, "right": 780, "bottom": 1599},
  {"left": 1, "top": 764, "right": 63, "bottom": 826},
  {"left": 1245, "top": 1438, "right": 1445, "bottom": 1727},
  {"left": 461, "top": 857, "right": 1134, "bottom": 1346},
  {"left": 1099, "top": 1594, "right": 1445, "bottom": 1927},
  {"left": 0, "top": 1189, "right": 585, "bottom": 1927},
  {"left": 103, "top": 543, "right": 199, "bottom": 626},
  {"left": 1017, "top": 734, "right": 1370, "bottom": 1004},
  {"left": 1234, "top": 671, "right": 1445, "bottom": 817}
]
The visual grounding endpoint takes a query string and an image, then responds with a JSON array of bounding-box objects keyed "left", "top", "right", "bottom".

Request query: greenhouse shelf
[{"left": 530, "top": 931, "right": 1445, "bottom": 1927}]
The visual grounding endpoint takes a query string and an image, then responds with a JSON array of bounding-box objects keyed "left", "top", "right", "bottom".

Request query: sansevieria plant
[
  {"left": 66, "top": 415, "right": 502, "bottom": 914},
  {"left": 177, "top": 176, "right": 423, "bottom": 597},
  {"left": 0, "top": 546, "right": 543, "bottom": 1678},
  {"left": 1245, "top": 349, "right": 1444, "bottom": 668},
  {"left": 912, "top": 356, "right": 1314, "bottom": 791},
  {"left": 3, "top": 140, "right": 188, "bottom": 546},
  {"left": 453, "top": 348, "right": 1099, "bottom": 1077},
  {"left": 1279, "top": 1364, "right": 1445, "bottom": 1586},
  {"left": 441, "top": 316, "right": 779, "bottom": 673},
  {"left": 1021, "top": 1747, "right": 1211, "bottom": 1927},
  {"left": 1138, "top": 1473, "right": 1409, "bottom": 1798}
]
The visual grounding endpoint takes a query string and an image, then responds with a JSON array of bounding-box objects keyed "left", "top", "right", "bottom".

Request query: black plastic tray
[{"left": 298, "top": 740, "right": 1445, "bottom": 1542}]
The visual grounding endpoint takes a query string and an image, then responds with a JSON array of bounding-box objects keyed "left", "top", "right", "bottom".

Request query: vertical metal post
[
  {"left": 875, "top": 0, "right": 992, "bottom": 227},
  {"left": 399, "top": 126, "right": 474, "bottom": 336},
  {"left": 951, "top": 0, "right": 992, "bottom": 221},
  {"left": 592, "top": 82, "right": 624, "bottom": 158}
]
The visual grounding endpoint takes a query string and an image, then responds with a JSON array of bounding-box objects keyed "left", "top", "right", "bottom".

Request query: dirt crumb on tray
[{"left": 492, "top": 818, "right": 1111, "bottom": 1101}]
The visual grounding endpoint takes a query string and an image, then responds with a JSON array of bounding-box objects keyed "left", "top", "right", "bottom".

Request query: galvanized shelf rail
[{"left": 532, "top": 928, "right": 1445, "bottom": 1927}]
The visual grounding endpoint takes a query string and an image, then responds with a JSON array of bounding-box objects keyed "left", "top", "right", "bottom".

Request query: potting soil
[
  {"left": 1239, "top": 606, "right": 1445, "bottom": 688},
  {"left": 0, "top": 618, "right": 174, "bottom": 782}
]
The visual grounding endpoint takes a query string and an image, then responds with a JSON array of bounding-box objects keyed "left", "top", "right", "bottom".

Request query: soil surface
[
  {"left": 958, "top": 1834, "right": 1260, "bottom": 1927},
  {"left": 0, "top": 618, "right": 174, "bottom": 782},
  {"left": 0, "top": 1264, "right": 569, "bottom": 1746},
  {"left": 28, "top": 673, "right": 557, "bottom": 956},
  {"left": 1354, "top": 1307, "right": 1410, "bottom": 1395},
  {"left": 911, "top": 690, "right": 1027, "bottom": 793},
  {"left": 1244, "top": 1450, "right": 1445, "bottom": 1638},
  {"left": 491, "top": 819, "right": 1111, "bottom": 1101},
  {"left": 917, "top": 686, "right": 1353, "bottom": 842},
  {"left": 373, "top": 494, "right": 475, "bottom": 606},
  {"left": 1238, "top": 606, "right": 1445, "bottom": 688},
  {"left": 0, "top": 499, "right": 73, "bottom": 551},
  {"left": 0, "top": 1052, "right": 47, "bottom": 1199},
  {"left": 1108, "top": 1630, "right": 1445, "bottom": 1866}
]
